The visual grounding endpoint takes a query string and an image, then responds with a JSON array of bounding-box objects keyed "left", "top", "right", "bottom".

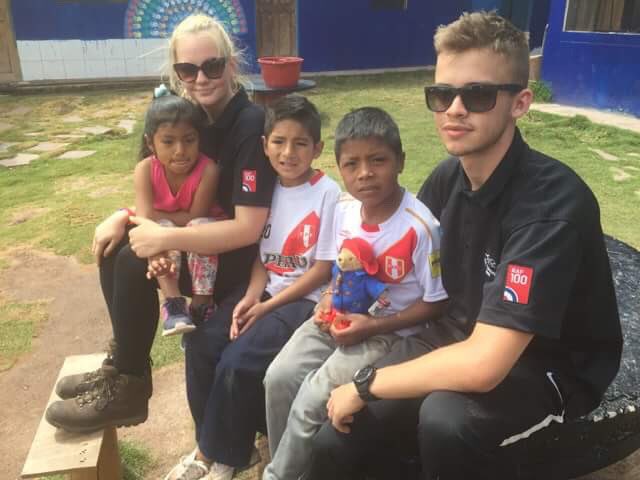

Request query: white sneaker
[
  {"left": 208, "top": 462, "right": 234, "bottom": 480},
  {"left": 164, "top": 449, "right": 209, "bottom": 480}
]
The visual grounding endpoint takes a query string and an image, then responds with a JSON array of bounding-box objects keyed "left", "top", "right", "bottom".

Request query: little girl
[{"left": 133, "top": 85, "right": 221, "bottom": 336}]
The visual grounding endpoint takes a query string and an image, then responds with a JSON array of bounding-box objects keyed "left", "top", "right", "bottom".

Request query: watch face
[{"left": 354, "top": 365, "right": 373, "bottom": 384}]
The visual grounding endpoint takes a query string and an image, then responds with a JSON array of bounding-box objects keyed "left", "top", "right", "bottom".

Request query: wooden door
[
  {"left": 0, "top": 0, "right": 21, "bottom": 82},
  {"left": 256, "top": 0, "right": 297, "bottom": 58}
]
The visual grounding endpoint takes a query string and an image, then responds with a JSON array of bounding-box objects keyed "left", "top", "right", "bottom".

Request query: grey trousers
[{"left": 262, "top": 318, "right": 399, "bottom": 480}]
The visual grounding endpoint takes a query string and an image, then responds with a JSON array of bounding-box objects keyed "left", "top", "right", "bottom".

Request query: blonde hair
[
  {"left": 434, "top": 11, "right": 530, "bottom": 86},
  {"left": 166, "top": 14, "right": 248, "bottom": 97}
]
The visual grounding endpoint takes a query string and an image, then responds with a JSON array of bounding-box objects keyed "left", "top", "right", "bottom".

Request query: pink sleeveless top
[{"left": 151, "top": 153, "right": 223, "bottom": 217}]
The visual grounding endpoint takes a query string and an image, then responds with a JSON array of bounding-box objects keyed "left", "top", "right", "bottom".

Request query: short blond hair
[
  {"left": 166, "top": 14, "right": 248, "bottom": 97},
  {"left": 434, "top": 11, "right": 530, "bottom": 86}
]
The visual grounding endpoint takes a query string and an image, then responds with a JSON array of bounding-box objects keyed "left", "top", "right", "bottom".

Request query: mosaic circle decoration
[{"left": 125, "top": 0, "right": 248, "bottom": 38}]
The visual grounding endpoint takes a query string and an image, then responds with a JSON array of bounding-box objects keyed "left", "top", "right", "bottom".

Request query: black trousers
[
  {"left": 184, "top": 292, "right": 315, "bottom": 466},
  {"left": 98, "top": 234, "right": 193, "bottom": 375},
  {"left": 308, "top": 331, "right": 565, "bottom": 480}
]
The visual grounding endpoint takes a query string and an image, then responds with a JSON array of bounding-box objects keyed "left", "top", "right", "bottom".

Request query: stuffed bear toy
[{"left": 320, "top": 237, "right": 389, "bottom": 329}]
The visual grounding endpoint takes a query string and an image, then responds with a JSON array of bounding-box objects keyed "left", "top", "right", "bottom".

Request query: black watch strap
[{"left": 353, "top": 365, "right": 379, "bottom": 402}]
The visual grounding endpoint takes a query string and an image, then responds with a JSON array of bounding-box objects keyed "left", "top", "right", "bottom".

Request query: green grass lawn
[
  {"left": 0, "top": 72, "right": 639, "bottom": 371},
  {"left": 2, "top": 72, "right": 639, "bottom": 479},
  {"left": 1, "top": 72, "right": 638, "bottom": 263}
]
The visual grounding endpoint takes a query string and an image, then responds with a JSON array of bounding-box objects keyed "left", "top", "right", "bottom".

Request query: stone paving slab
[
  {"left": 9, "top": 106, "right": 33, "bottom": 116},
  {"left": 610, "top": 167, "right": 632, "bottom": 182},
  {"left": 29, "top": 142, "right": 70, "bottom": 153},
  {"left": 589, "top": 148, "right": 619, "bottom": 161},
  {"left": 56, "top": 150, "right": 96, "bottom": 160},
  {"left": 62, "top": 115, "right": 85, "bottom": 123},
  {"left": 54, "top": 134, "right": 87, "bottom": 139},
  {"left": 25, "top": 132, "right": 44, "bottom": 137},
  {"left": 0, "top": 153, "right": 39, "bottom": 167},
  {"left": 117, "top": 119, "right": 136, "bottom": 134},
  {"left": 79, "top": 126, "right": 112, "bottom": 135},
  {"left": 92, "top": 110, "right": 113, "bottom": 118},
  {"left": 0, "top": 142, "right": 18, "bottom": 152},
  {"left": 530, "top": 104, "right": 640, "bottom": 134}
]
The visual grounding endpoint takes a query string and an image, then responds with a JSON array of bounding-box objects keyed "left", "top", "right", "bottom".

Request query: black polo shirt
[
  {"left": 418, "top": 128, "right": 622, "bottom": 417},
  {"left": 199, "top": 88, "right": 277, "bottom": 300}
]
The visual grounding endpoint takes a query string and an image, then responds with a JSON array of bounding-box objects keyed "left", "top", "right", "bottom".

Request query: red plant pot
[{"left": 258, "top": 56, "right": 304, "bottom": 89}]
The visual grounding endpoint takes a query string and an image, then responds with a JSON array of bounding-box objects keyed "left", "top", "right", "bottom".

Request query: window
[
  {"left": 565, "top": 0, "right": 640, "bottom": 33},
  {"left": 370, "top": 0, "right": 408, "bottom": 10}
]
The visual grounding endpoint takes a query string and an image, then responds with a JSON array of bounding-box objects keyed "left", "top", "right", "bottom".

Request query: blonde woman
[{"left": 46, "top": 15, "right": 277, "bottom": 477}]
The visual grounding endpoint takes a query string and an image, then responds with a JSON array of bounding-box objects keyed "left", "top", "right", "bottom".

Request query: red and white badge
[
  {"left": 503, "top": 264, "right": 534, "bottom": 305},
  {"left": 242, "top": 169, "right": 257, "bottom": 192}
]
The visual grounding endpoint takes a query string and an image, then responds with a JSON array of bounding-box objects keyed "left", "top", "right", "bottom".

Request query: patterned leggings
[{"left": 157, "top": 217, "right": 218, "bottom": 296}]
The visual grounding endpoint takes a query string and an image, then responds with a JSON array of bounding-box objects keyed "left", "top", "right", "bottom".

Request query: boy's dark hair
[
  {"left": 264, "top": 94, "right": 321, "bottom": 143},
  {"left": 334, "top": 107, "right": 403, "bottom": 162},
  {"left": 139, "top": 94, "right": 205, "bottom": 159}
]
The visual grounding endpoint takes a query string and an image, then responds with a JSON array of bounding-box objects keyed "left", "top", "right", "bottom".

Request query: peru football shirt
[
  {"left": 332, "top": 189, "right": 448, "bottom": 336},
  {"left": 260, "top": 171, "right": 341, "bottom": 302}
]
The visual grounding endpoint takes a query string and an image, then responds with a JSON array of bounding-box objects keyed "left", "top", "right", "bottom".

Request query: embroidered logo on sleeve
[
  {"left": 242, "top": 169, "right": 257, "bottom": 192},
  {"left": 503, "top": 264, "right": 533, "bottom": 304},
  {"left": 429, "top": 250, "right": 441, "bottom": 278}
]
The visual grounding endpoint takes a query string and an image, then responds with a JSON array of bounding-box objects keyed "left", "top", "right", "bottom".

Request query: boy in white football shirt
[
  {"left": 263, "top": 107, "right": 449, "bottom": 480},
  {"left": 166, "top": 94, "right": 341, "bottom": 480}
]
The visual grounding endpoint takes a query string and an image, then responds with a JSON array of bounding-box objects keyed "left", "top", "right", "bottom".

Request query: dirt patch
[
  {"left": 9, "top": 208, "right": 51, "bottom": 226},
  {"left": 0, "top": 249, "right": 193, "bottom": 479}
]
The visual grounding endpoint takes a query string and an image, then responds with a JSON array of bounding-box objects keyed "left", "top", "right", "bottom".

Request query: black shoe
[
  {"left": 55, "top": 339, "right": 118, "bottom": 399},
  {"left": 46, "top": 367, "right": 152, "bottom": 433}
]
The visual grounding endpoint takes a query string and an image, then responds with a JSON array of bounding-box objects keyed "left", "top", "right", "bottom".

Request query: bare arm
[
  {"left": 244, "top": 255, "right": 270, "bottom": 301},
  {"left": 128, "top": 205, "right": 269, "bottom": 258},
  {"left": 133, "top": 159, "right": 154, "bottom": 219},
  {"left": 92, "top": 209, "right": 130, "bottom": 265},
  {"left": 369, "top": 322, "right": 533, "bottom": 397},
  {"left": 188, "top": 160, "right": 219, "bottom": 217},
  {"left": 327, "top": 322, "right": 533, "bottom": 432},
  {"left": 331, "top": 298, "right": 449, "bottom": 346},
  {"left": 232, "top": 260, "right": 333, "bottom": 338},
  {"left": 264, "top": 260, "right": 333, "bottom": 310}
]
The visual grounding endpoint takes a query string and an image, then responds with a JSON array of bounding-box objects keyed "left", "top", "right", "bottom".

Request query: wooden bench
[{"left": 21, "top": 354, "right": 122, "bottom": 480}]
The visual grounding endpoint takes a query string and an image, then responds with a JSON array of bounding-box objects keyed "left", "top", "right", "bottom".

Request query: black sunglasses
[
  {"left": 173, "top": 57, "right": 227, "bottom": 82},
  {"left": 424, "top": 83, "right": 525, "bottom": 113}
]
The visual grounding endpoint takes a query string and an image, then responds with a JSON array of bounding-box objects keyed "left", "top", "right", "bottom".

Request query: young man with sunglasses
[{"left": 307, "top": 11, "right": 622, "bottom": 480}]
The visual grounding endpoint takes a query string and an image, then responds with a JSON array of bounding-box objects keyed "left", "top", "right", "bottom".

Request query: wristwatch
[{"left": 353, "top": 365, "right": 379, "bottom": 402}]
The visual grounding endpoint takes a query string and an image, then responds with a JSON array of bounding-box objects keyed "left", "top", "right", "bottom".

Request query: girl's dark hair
[{"left": 139, "top": 94, "right": 206, "bottom": 160}]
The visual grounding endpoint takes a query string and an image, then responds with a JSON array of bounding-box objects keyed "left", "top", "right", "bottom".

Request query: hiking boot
[
  {"left": 162, "top": 297, "right": 196, "bottom": 336},
  {"left": 45, "top": 366, "right": 152, "bottom": 433},
  {"left": 55, "top": 339, "right": 118, "bottom": 399}
]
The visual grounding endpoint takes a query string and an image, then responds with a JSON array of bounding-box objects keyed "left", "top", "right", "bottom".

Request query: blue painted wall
[
  {"left": 298, "top": 0, "right": 470, "bottom": 72},
  {"left": 10, "top": 0, "right": 551, "bottom": 75},
  {"left": 11, "top": 0, "right": 128, "bottom": 40},
  {"left": 542, "top": 0, "right": 640, "bottom": 117}
]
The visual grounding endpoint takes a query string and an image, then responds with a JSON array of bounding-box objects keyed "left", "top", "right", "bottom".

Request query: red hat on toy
[{"left": 340, "top": 238, "right": 379, "bottom": 275}]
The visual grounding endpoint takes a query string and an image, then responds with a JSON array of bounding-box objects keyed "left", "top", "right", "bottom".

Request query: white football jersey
[
  {"left": 260, "top": 171, "right": 341, "bottom": 302},
  {"left": 332, "top": 189, "right": 448, "bottom": 336}
]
